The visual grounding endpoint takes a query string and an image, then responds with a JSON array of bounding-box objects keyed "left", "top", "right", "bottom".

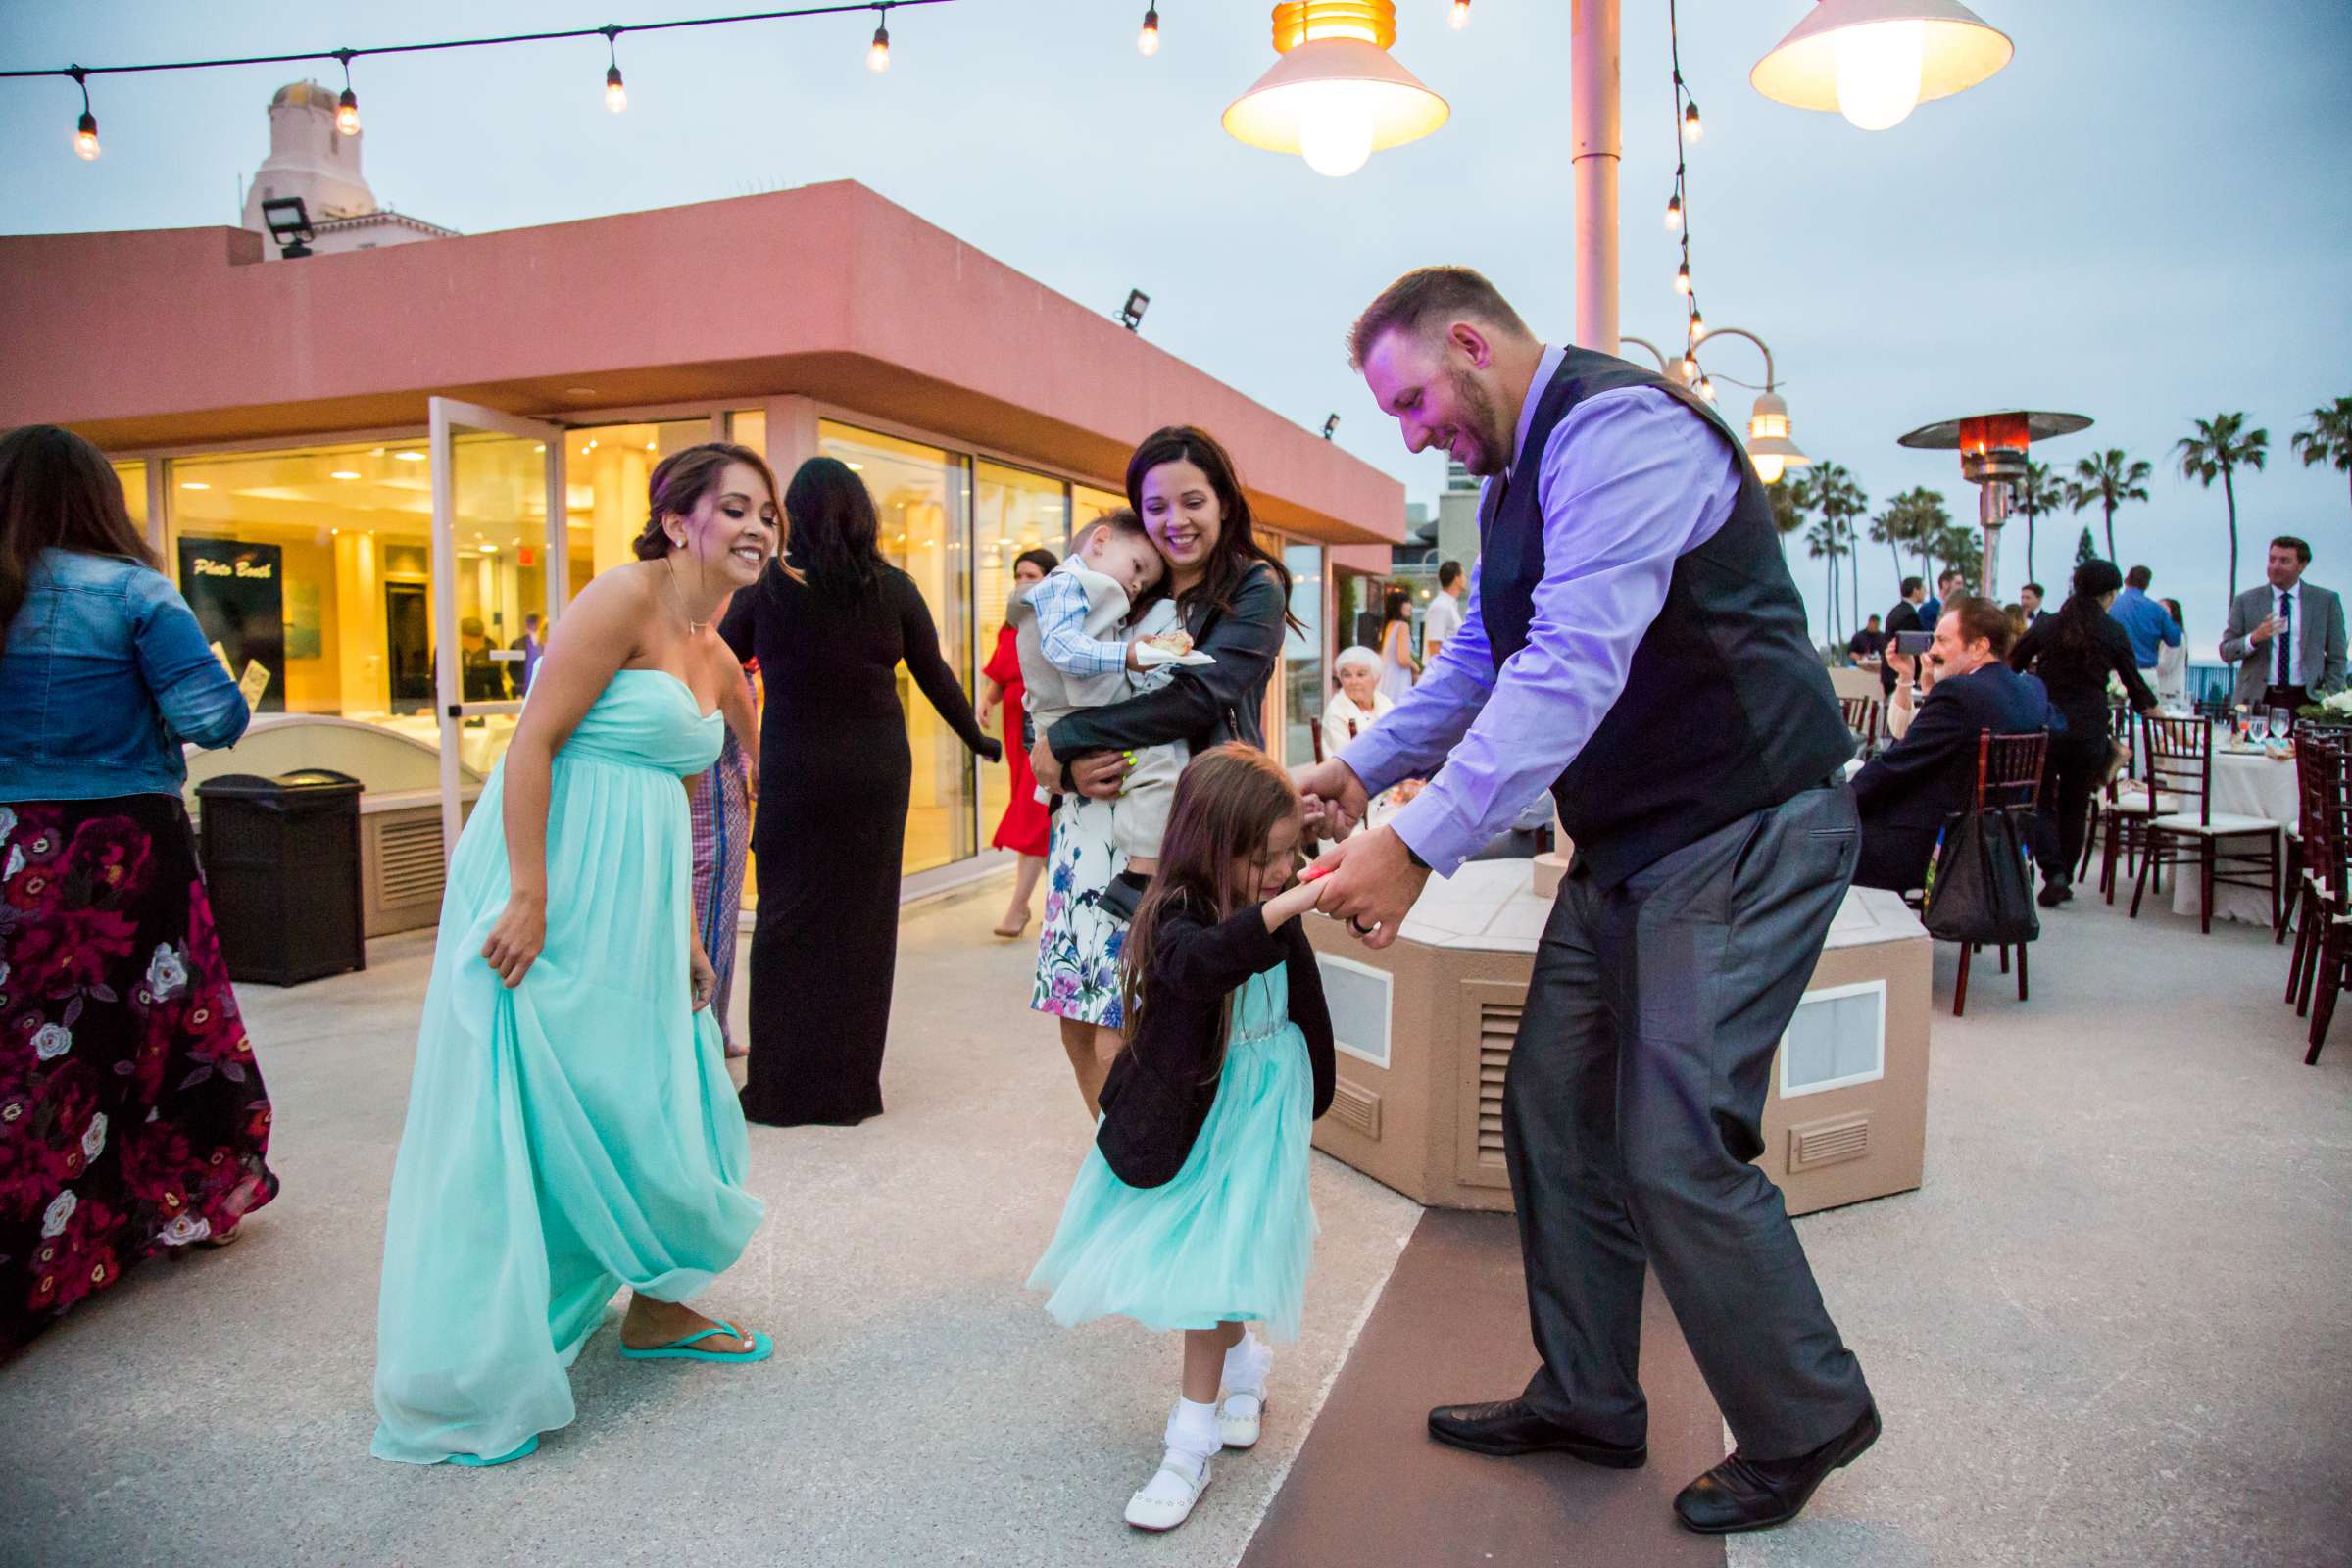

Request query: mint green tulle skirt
[{"left": 1028, "top": 1022, "right": 1318, "bottom": 1343}]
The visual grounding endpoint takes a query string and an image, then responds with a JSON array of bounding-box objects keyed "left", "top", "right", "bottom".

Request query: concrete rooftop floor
[{"left": 2, "top": 869, "right": 2346, "bottom": 1567}]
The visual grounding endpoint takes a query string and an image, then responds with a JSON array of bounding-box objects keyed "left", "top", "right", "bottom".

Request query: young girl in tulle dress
[{"left": 1028, "top": 744, "right": 1336, "bottom": 1532}]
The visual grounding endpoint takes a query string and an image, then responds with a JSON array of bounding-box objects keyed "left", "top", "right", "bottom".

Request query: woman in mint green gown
[{"left": 372, "top": 443, "right": 785, "bottom": 1466}]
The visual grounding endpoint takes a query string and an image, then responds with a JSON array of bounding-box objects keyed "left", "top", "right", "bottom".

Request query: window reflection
[
  {"left": 563, "top": 419, "right": 712, "bottom": 601},
  {"left": 1283, "top": 541, "right": 1325, "bottom": 767},
  {"left": 976, "top": 462, "right": 1068, "bottom": 847}
]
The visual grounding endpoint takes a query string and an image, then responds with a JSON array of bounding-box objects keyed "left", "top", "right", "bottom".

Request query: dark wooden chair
[
  {"left": 2290, "top": 738, "right": 2349, "bottom": 1063},
  {"left": 2129, "top": 714, "right": 2284, "bottom": 935},
  {"left": 2080, "top": 703, "right": 2174, "bottom": 904},
  {"left": 1951, "top": 729, "right": 2048, "bottom": 1018},
  {"left": 1839, "top": 695, "right": 1882, "bottom": 758}
]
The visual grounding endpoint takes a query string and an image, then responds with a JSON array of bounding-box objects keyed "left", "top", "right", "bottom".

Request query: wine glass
[{"left": 2269, "top": 707, "right": 2291, "bottom": 743}]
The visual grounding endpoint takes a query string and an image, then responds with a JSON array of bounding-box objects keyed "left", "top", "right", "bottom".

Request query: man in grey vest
[{"left": 1297, "top": 268, "right": 1875, "bottom": 1536}]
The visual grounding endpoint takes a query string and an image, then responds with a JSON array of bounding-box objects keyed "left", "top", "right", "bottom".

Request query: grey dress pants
[{"left": 1505, "top": 782, "right": 1874, "bottom": 1459}]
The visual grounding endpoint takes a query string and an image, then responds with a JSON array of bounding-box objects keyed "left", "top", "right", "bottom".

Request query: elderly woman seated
[{"left": 1324, "top": 645, "right": 1395, "bottom": 753}]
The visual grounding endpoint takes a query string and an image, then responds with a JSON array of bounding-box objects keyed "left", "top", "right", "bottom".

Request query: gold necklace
[{"left": 662, "top": 556, "right": 710, "bottom": 635}]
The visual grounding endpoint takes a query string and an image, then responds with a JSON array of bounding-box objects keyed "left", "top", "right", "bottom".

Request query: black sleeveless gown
[{"left": 719, "top": 564, "right": 995, "bottom": 1126}]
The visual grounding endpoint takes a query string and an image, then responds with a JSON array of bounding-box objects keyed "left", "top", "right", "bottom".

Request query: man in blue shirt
[
  {"left": 1298, "top": 268, "right": 1875, "bottom": 1537},
  {"left": 1917, "top": 566, "right": 1961, "bottom": 630},
  {"left": 2110, "top": 564, "right": 2181, "bottom": 676}
]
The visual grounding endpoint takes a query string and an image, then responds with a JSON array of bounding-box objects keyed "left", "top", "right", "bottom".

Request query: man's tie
[{"left": 2277, "top": 590, "right": 2292, "bottom": 688}]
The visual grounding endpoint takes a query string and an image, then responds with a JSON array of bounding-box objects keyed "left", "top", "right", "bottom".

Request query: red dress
[{"left": 985, "top": 622, "right": 1052, "bottom": 858}]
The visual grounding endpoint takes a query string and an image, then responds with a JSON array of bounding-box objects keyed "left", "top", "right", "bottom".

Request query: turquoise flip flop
[
  {"left": 619, "top": 1320, "right": 773, "bottom": 1363},
  {"left": 444, "top": 1434, "right": 539, "bottom": 1467}
]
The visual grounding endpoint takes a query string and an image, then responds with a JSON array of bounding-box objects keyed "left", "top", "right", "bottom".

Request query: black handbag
[{"left": 1921, "top": 806, "right": 2040, "bottom": 947}]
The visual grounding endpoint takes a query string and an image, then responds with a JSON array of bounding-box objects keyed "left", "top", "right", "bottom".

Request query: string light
[
  {"left": 1675, "top": 261, "right": 1690, "bottom": 296},
  {"left": 1688, "top": 306, "right": 1706, "bottom": 342},
  {"left": 1663, "top": 191, "right": 1681, "bottom": 230},
  {"left": 69, "top": 67, "right": 99, "bottom": 160},
  {"left": 601, "top": 25, "right": 627, "bottom": 112},
  {"left": 1683, "top": 97, "right": 1702, "bottom": 141},
  {"left": 1449, "top": 0, "right": 1472, "bottom": 29},
  {"left": 1138, "top": 5, "right": 1159, "bottom": 55},
  {"left": 6, "top": 3, "right": 962, "bottom": 160}
]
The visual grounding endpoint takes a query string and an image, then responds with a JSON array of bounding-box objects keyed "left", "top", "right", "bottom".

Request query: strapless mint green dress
[{"left": 371, "top": 669, "right": 765, "bottom": 1465}]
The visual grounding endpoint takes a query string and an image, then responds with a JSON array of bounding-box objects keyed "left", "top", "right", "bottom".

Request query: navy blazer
[
  {"left": 1095, "top": 900, "right": 1336, "bottom": 1190},
  {"left": 1852, "top": 662, "right": 2061, "bottom": 832}
]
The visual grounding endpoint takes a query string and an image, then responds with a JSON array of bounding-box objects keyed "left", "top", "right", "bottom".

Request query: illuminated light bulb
[
  {"left": 1674, "top": 262, "right": 1691, "bottom": 296},
  {"left": 1833, "top": 19, "right": 1926, "bottom": 130},
  {"left": 1678, "top": 356, "right": 1696, "bottom": 382},
  {"left": 868, "top": 18, "right": 891, "bottom": 72},
  {"left": 1294, "top": 81, "right": 1379, "bottom": 177},
  {"left": 1449, "top": 0, "right": 1471, "bottom": 29},
  {"left": 1664, "top": 192, "right": 1682, "bottom": 230},
  {"left": 336, "top": 87, "right": 361, "bottom": 136},
  {"left": 1683, "top": 99, "right": 1702, "bottom": 141},
  {"left": 1689, "top": 310, "right": 1707, "bottom": 342},
  {"left": 74, "top": 111, "right": 100, "bottom": 161},
  {"left": 605, "top": 66, "right": 627, "bottom": 113},
  {"left": 1697, "top": 375, "right": 1717, "bottom": 403},
  {"left": 1754, "top": 454, "right": 1787, "bottom": 484},
  {"left": 1139, "top": 5, "right": 1159, "bottom": 55}
]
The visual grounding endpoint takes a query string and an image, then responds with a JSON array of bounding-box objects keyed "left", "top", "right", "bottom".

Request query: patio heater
[{"left": 1896, "top": 410, "right": 2089, "bottom": 597}]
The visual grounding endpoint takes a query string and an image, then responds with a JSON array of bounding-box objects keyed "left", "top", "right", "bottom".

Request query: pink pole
[{"left": 1572, "top": 0, "right": 1621, "bottom": 354}]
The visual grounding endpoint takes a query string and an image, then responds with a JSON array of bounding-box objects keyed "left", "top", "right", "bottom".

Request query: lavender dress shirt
[{"left": 1341, "top": 344, "right": 1746, "bottom": 876}]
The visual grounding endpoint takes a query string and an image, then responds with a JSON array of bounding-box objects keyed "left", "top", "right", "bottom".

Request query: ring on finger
[{"left": 1349, "top": 916, "right": 1374, "bottom": 935}]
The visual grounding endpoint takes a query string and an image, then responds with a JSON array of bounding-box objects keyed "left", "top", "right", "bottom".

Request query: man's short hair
[
  {"left": 2124, "top": 564, "right": 2153, "bottom": 589},
  {"left": 1348, "top": 267, "right": 1534, "bottom": 371},
  {"left": 1937, "top": 568, "right": 1963, "bottom": 588},
  {"left": 1438, "top": 560, "right": 1463, "bottom": 589},
  {"left": 1866, "top": 613, "right": 1882, "bottom": 627},
  {"left": 2272, "top": 534, "right": 2312, "bottom": 564},
  {"left": 1900, "top": 575, "right": 1924, "bottom": 598},
  {"left": 2021, "top": 582, "right": 2044, "bottom": 599},
  {"left": 1942, "top": 594, "right": 2014, "bottom": 658}
]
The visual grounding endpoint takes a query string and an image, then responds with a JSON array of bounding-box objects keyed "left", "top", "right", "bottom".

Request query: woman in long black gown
[{"left": 720, "top": 458, "right": 998, "bottom": 1126}]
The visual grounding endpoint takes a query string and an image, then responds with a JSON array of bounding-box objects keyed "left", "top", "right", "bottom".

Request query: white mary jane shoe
[
  {"left": 1124, "top": 1454, "right": 1210, "bottom": 1532},
  {"left": 1218, "top": 1390, "right": 1264, "bottom": 1449}
]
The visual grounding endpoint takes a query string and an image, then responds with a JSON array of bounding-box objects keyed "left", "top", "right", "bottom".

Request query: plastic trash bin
[{"left": 195, "top": 768, "right": 367, "bottom": 985}]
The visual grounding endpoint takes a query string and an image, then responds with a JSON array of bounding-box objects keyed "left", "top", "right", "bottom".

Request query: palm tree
[
  {"left": 1934, "top": 525, "right": 1984, "bottom": 594},
  {"left": 1808, "top": 462, "right": 1868, "bottom": 620},
  {"left": 2291, "top": 395, "right": 2352, "bottom": 517},
  {"left": 2176, "top": 412, "right": 2270, "bottom": 602},
  {"left": 1867, "top": 502, "right": 1909, "bottom": 600},
  {"left": 1770, "top": 472, "right": 1810, "bottom": 554},
  {"left": 2067, "top": 447, "right": 2152, "bottom": 562},
  {"left": 2013, "top": 459, "right": 2066, "bottom": 588},
  {"left": 1894, "top": 486, "right": 1952, "bottom": 586},
  {"left": 1803, "top": 515, "right": 1845, "bottom": 646}
]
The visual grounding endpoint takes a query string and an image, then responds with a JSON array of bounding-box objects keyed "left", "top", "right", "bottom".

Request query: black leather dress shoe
[
  {"left": 1673, "top": 1402, "right": 1881, "bottom": 1535},
  {"left": 1427, "top": 1398, "right": 1646, "bottom": 1468}
]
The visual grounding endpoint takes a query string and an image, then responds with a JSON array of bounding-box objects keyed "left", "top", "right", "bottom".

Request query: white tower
[{"left": 242, "top": 81, "right": 376, "bottom": 230}]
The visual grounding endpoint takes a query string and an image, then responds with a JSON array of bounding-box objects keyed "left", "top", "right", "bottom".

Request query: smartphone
[{"left": 1892, "top": 630, "right": 1934, "bottom": 656}]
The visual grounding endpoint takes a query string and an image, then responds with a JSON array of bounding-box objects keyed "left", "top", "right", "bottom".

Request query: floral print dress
[
  {"left": 1030, "top": 791, "right": 1131, "bottom": 1028},
  {"left": 0, "top": 796, "right": 278, "bottom": 1357}
]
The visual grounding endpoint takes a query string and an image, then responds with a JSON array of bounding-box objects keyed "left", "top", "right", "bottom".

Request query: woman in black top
[
  {"left": 1029, "top": 426, "right": 1294, "bottom": 1117},
  {"left": 720, "top": 458, "right": 999, "bottom": 1126},
  {"left": 2010, "top": 559, "right": 2158, "bottom": 905}
]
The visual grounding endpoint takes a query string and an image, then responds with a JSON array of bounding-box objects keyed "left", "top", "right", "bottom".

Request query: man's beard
[{"left": 1450, "top": 368, "right": 1510, "bottom": 476}]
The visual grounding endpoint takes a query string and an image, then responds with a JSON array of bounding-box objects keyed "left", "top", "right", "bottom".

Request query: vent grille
[
  {"left": 376, "top": 816, "right": 447, "bottom": 906},
  {"left": 1329, "top": 1079, "right": 1381, "bottom": 1141},
  {"left": 1789, "top": 1114, "right": 1869, "bottom": 1172},
  {"left": 1476, "top": 1000, "right": 1521, "bottom": 1169}
]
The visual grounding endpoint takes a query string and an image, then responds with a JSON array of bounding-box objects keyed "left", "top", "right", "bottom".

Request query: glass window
[
  {"left": 1282, "top": 542, "right": 1325, "bottom": 766},
  {"left": 726, "top": 408, "right": 766, "bottom": 458},
  {"left": 562, "top": 419, "right": 713, "bottom": 602},
  {"left": 975, "top": 462, "right": 1067, "bottom": 847},
  {"left": 1072, "top": 482, "right": 1126, "bottom": 540},
  {"left": 167, "top": 439, "right": 439, "bottom": 725},
  {"left": 1334, "top": 566, "right": 1385, "bottom": 663},
  {"left": 110, "top": 461, "right": 148, "bottom": 540},
  {"left": 820, "top": 420, "right": 974, "bottom": 875}
]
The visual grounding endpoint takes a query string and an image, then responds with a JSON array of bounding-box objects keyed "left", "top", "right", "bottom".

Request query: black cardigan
[
  {"left": 1044, "top": 561, "right": 1287, "bottom": 760},
  {"left": 1095, "top": 902, "right": 1336, "bottom": 1190}
]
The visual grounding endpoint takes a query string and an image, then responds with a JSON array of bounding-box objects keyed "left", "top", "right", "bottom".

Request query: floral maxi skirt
[
  {"left": 0, "top": 796, "right": 278, "bottom": 1358},
  {"left": 1030, "top": 792, "right": 1131, "bottom": 1029}
]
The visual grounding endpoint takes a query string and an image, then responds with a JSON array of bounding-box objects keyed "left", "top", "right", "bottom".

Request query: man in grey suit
[{"left": 2221, "top": 535, "right": 2347, "bottom": 710}]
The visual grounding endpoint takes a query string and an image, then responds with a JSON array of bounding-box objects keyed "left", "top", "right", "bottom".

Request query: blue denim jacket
[{"left": 0, "top": 549, "right": 249, "bottom": 801}]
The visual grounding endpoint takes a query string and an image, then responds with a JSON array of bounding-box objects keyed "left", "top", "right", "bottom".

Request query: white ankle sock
[
  {"left": 1164, "top": 1397, "right": 1221, "bottom": 1471},
  {"left": 1222, "top": 1332, "right": 1271, "bottom": 1396}
]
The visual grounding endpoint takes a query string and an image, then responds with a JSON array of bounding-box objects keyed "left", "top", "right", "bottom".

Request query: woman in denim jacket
[{"left": 0, "top": 424, "right": 278, "bottom": 1359}]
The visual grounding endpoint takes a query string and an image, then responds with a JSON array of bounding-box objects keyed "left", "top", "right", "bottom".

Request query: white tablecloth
[{"left": 2169, "top": 747, "right": 2298, "bottom": 925}]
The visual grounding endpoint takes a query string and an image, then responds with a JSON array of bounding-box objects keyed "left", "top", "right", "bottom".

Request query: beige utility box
[{"left": 1307, "top": 864, "right": 1930, "bottom": 1218}]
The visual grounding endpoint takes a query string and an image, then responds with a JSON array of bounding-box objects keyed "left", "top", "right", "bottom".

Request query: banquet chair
[
  {"left": 2286, "top": 737, "right": 2341, "bottom": 1004},
  {"left": 1840, "top": 695, "right": 1883, "bottom": 758},
  {"left": 1308, "top": 715, "right": 1324, "bottom": 764},
  {"left": 2295, "top": 739, "right": 2349, "bottom": 1063},
  {"left": 2078, "top": 703, "right": 2176, "bottom": 903},
  {"left": 2129, "top": 714, "right": 2284, "bottom": 935},
  {"left": 1950, "top": 729, "right": 2048, "bottom": 1018}
]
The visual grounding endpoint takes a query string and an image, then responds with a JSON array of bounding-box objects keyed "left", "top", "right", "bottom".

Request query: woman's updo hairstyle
[{"left": 632, "top": 442, "right": 783, "bottom": 562}]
